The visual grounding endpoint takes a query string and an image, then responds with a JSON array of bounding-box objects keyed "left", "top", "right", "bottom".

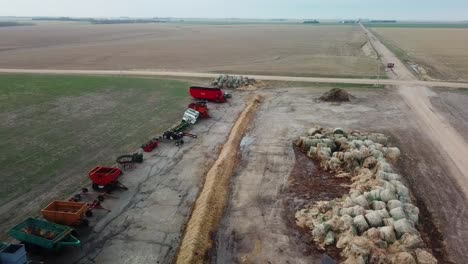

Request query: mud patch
[{"left": 281, "top": 146, "right": 350, "bottom": 261}]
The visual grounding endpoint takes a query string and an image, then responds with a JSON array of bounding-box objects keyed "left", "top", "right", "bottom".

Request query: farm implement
[
  {"left": 88, "top": 166, "right": 126, "bottom": 192},
  {"left": 9, "top": 218, "right": 80, "bottom": 252},
  {"left": 116, "top": 153, "right": 144, "bottom": 170},
  {"left": 42, "top": 201, "right": 92, "bottom": 227},
  {"left": 190, "top": 86, "right": 231, "bottom": 102}
]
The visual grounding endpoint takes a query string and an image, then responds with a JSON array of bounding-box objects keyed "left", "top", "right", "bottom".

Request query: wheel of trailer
[
  {"left": 81, "top": 218, "right": 89, "bottom": 227},
  {"left": 81, "top": 187, "right": 89, "bottom": 193},
  {"left": 92, "top": 183, "right": 108, "bottom": 192},
  {"left": 85, "top": 210, "right": 93, "bottom": 217},
  {"left": 73, "top": 194, "right": 82, "bottom": 202},
  {"left": 180, "top": 139, "right": 184, "bottom": 145},
  {"left": 97, "top": 195, "right": 105, "bottom": 202}
]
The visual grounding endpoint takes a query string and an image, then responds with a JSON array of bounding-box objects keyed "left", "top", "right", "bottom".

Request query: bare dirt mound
[{"left": 319, "top": 88, "right": 351, "bottom": 102}]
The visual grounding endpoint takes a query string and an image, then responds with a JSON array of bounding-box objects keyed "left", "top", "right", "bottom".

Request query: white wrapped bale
[
  {"left": 393, "top": 219, "right": 417, "bottom": 238},
  {"left": 370, "top": 201, "right": 386, "bottom": 210},
  {"left": 387, "top": 200, "right": 403, "bottom": 211},
  {"left": 382, "top": 180, "right": 396, "bottom": 193},
  {"left": 379, "top": 226, "right": 396, "bottom": 243},
  {"left": 365, "top": 211, "right": 383, "bottom": 227},
  {"left": 390, "top": 207, "right": 407, "bottom": 221},
  {"left": 340, "top": 215, "right": 354, "bottom": 230},
  {"left": 380, "top": 189, "right": 397, "bottom": 202},
  {"left": 353, "top": 215, "right": 370, "bottom": 233},
  {"left": 376, "top": 160, "right": 393, "bottom": 172},
  {"left": 362, "top": 156, "right": 377, "bottom": 169},
  {"left": 308, "top": 127, "right": 321, "bottom": 136}
]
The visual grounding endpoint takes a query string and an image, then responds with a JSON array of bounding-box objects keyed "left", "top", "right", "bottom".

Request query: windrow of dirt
[{"left": 175, "top": 95, "right": 263, "bottom": 264}]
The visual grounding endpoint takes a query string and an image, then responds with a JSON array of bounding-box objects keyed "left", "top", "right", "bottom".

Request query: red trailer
[
  {"left": 188, "top": 101, "right": 210, "bottom": 118},
  {"left": 88, "top": 167, "right": 125, "bottom": 192},
  {"left": 189, "top": 86, "right": 230, "bottom": 103}
]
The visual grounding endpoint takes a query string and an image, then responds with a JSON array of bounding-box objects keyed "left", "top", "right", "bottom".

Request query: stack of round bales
[
  {"left": 294, "top": 126, "right": 437, "bottom": 264},
  {"left": 212, "top": 74, "right": 256, "bottom": 89}
]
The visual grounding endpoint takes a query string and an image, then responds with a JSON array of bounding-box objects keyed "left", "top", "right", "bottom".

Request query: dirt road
[
  {"left": 1, "top": 68, "right": 468, "bottom": 89},
  {"left": 363, "top": 23, "right": 468, "bottom": 263}
]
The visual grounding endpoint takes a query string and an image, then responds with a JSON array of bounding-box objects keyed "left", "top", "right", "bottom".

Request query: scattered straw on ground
[{"left": 175, "top": 95, "right": 263, "bottom": 264}]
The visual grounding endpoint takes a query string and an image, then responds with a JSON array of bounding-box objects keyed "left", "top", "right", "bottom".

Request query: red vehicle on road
[{"left": 189, "top": 86, "right": 230, "bottom": 103}]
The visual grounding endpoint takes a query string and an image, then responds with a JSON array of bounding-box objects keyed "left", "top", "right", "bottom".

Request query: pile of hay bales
[
  {"left": 320, "top": 88, "right": 351, "bottom": 102},
  {"left": 212, "top": 74, "right": 256, "bottom": 89},
  {"left": 294, "top": 125, "right": 437, "bottom": 264}
]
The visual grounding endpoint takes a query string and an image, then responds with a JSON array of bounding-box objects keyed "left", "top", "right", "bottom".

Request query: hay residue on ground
[
  {"left": 320, "top": 88, "right": 351, "bottom": 102},
  {"left": 175, "top": 95, "right": 263, "bottom": 264}
]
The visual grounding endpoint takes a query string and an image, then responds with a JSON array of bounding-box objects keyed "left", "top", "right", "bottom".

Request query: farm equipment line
[{"left": 2, "top": 85, "right": 232, "bottom": 259}]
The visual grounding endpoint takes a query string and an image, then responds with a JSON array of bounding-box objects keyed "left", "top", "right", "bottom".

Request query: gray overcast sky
[{"left": 1, "top": 0, "right": 467, "bottom": 20}]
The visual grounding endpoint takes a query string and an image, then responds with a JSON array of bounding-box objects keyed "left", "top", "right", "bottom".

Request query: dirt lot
[
  {"left": 372, "top": 28, "right": 468, "bottom": 81},
  {"left": 0, "top": 23, "right": 381, "bottom": 78},
  {"left": 214, "top": 86, "right": 468, "bottom": 264}
]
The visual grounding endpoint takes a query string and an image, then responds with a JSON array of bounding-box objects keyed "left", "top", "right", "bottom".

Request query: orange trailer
[{"left": 42, "top": 201, "right": 91, "bottom": 226}]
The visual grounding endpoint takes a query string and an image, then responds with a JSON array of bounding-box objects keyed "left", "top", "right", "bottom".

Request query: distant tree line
[
  {"left": 32, "top": 17, "right": 166, "bottom": 24},
  {"left": 0, "top": 21, "right": 35, "bottom": 27},
  {"left": 370, "top": 20, "right": 397, "bottom": 23}
]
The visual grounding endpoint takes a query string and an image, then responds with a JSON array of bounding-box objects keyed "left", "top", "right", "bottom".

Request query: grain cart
[
  {"left": 189, "top": 86, "right": 230, "bottom": 102},
  {"left": 88, "top": 166, "right": 125, "bottom": 192},
  {"left": 8, "top": 218, "right": 80, "bottom": 252},
  {"left": 42, "top": 201, "right": 92, "bottom": 227}
]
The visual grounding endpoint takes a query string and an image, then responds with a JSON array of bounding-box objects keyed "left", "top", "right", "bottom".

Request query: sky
[{"left": 1, "top": 0, "right": 467, "bottom": 21}]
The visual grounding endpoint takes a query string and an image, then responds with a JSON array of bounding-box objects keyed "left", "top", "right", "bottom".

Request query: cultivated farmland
[
  {"left": 0, "top": 23, "right": 382, "bottom": 78},
  {"left": 372, "top": 27, "right": 468, "bottom": 80}
]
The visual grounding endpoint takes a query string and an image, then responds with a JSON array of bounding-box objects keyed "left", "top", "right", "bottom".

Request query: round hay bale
[
  {"left": 380, "top": 189, "right": 397, "bottom": 202},
  {"left": 353, "top": 215, "right": 370, "bottom": 233},
  {"left": 376, "top": 208, "right": 390, "bottom": 219},
  {"left": 312, "top": 223, "right": 331, "bottom": 240},
  {"left": 400, "top": 233, "right": 424, "bottom": 250},
  {"left": 324, "top": 231, "right": 335, "bottom": 245},
  {"left": 383, "top": 217, "right": 395, "bottom": 227},
  {"left": 371, "top": 201, "right": 386, "bottom": 210},
  {"left": 390, "top": 207, "right": 406, "bottom": 221},
  {"left": 352, "top": 195, "right": 369, "bottom": 208},
  {"left": 385, "top": 147, "right": 401, "bottom": 161},
  {"left": 362, "top": 156, "right": 377, "bottom": 169},
  {"left": 333, "top": 127, "right": 347, "bottom": 136},
  {"left": 319, "top": 88, "right": 351, "bottom": 102},
  {"left": 391, "top": 180, "right": 409, "bottom": 197},
  {"left": 404, "top": 203, "right": 419, "bottom": 224},
  {"left": 393, "top": 219, "right": 417, "bottom": 238},
  {"left": 415, "top": 249, "right": 438, "bottom": 264},
  {"left": 379, "top": 226, "right": 396, "bottom": 243},
  {"left": 341, "top": 205, "right": 365, "bottom": 217},
  {"left": 387, "top": 200, "right": 403, "bottom": 211},
  {"left": 391, "top": 252, "right": 416, "bottom": 264},
  {"left": 365, "top": 211, "right": 383, "bottom": 227}
]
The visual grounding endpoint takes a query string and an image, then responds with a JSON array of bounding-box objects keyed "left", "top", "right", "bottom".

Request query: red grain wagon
[
  {"left": 188, "top": 101, "right": 210, "bottom": 118},
  {"left": 189, "top": 86, "right": 230, "bottom": 103},
  {"left": 88, "top": 166, "right": 125, "bottom": 192}
]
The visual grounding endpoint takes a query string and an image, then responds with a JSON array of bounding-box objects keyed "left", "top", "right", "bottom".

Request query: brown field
[
  {"left": 373, "top": 28, "right": 468, "bottom": 81},
  {"left": 0, "top": 23, "right": 381, "bottom": 78}
]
